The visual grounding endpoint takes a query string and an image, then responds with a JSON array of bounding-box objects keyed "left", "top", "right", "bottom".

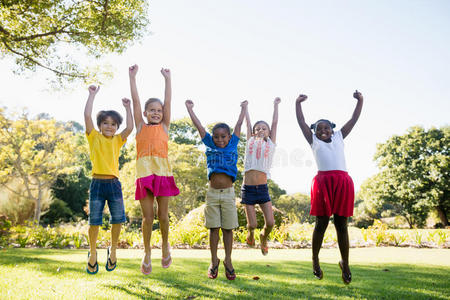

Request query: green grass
[{"left": 1, "top": 248, "right": 449, "bottom": 299}]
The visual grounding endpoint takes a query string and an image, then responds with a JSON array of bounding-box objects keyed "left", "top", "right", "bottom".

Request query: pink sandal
[
  {"left": 141, "top": 254, "right": 152, "bottom": 275},
  {"left": 161, "top": 245, "right": 172, "bottom": 269}
]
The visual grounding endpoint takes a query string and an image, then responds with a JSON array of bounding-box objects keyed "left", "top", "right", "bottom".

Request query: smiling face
[
  {"left": 253, "top": 121, "right": 270, "bottom": 139},
  {"left": 144, "top": 101, "right": 163, "bottom": 124},
  {"left": 315, "top": 121, "right": 333, "bottom": 142},
  {"left": 212, "top": 127, "right": 231, "bottom": 148},
  {"left": 99, "top": 116, "right": 118, "bottom": 138}
]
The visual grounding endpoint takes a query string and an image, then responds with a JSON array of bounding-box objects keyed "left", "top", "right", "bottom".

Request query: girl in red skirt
[{"left": 295, "top": 90, "right": 363, "bottom": 284}]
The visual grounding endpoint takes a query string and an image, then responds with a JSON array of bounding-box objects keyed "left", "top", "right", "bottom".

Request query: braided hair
[{"left": 310, "top": 119, "right": 336, "bottom": 132}]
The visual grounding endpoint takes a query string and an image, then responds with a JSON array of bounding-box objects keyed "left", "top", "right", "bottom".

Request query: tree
[
  {"left": 0, "top": 0, "right": 149, "bottom": 85},
  {"left": 0, "top": 109, "right": 77, "bottom": 223},
  {"left": 359, "top": 126, "right": 449, "bottom": 228},
  {"left": 169, "top": 117, "right": 201, "bottom": 146}
]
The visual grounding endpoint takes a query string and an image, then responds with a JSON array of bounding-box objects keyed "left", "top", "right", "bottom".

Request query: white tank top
[
  {"left": 311, "top": 130, "right": 347, "bottom": 171},
  {"left": 244, "top": 136, "right": 276, "bottom": 178}
]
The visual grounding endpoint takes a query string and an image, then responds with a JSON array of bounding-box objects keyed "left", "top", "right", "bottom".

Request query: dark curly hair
[{"left": 96, "top": 110, "right": 123, "bottom": 128}]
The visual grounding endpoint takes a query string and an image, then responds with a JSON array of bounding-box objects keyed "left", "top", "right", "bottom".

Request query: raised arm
[
  {"left": 161, "top": 68, "right": 172, "bottom": 132},
  {"left": 185, "top": 100, "right": 206, "bottom": 139},
  {"left": 245, "top": 101, "right": 252, "bottom": 138},
  {"left": 84, "top": 85, "right": 100, "bottom": 135},
  {"left": 233, "top": 101, "right": 248, "bottom": 138},
  {"left": 295, "top": 94, "right": 313, "bottom": 145},
  {"left": 270, "top": 97, "right": 281, "bottom": 143},
  {"left": 129, "top": 65, "right": 145, "bottom": 132},
  {"left": 341, "top": 90, "right": 364, "bottom": 139},
  {"left": 120, "top": 98, "right": 134, "bottom": 140}
]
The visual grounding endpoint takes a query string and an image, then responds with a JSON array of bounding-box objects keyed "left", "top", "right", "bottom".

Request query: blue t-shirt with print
[{"left": 202, "top": 132, "right": 240, "bottom": 182}]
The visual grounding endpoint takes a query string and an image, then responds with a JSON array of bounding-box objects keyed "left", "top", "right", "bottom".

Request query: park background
[{"left": 0, "top": 1, "right": 449, "bottom": 299}]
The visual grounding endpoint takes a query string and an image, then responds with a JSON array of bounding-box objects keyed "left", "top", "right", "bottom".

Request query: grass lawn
[{"left": 1, "top": 247, "right": 449, "bottom": 299}]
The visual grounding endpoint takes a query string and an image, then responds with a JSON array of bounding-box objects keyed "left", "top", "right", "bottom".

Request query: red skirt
[{"left": 310, "top": 170, "right": 354, "bottom": 217}]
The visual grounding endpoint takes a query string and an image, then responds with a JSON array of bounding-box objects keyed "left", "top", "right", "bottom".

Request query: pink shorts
[
  {"left": 310, "top": 170, "right": 354, "bottom": 217},
  {"left": 135, "top": 175, "right": 180, "bottom": 200}
]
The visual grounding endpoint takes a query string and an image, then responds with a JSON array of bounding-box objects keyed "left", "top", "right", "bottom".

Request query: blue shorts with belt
[
  {"left": 89, "top": 178, "right": 126, "bottom": 225},
  {"left": 241, "top": 184, "right": 271, "bottom": 205}
]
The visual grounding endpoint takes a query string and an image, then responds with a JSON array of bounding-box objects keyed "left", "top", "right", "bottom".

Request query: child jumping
[
  {"left": 129, "top": 65, "right": 180, "bottom": 275},
  {"left": 84, "top": 85, "right": 133, "bottom": 274},
  {"left": 185, "top": 99, "right": 247, "bottom": 280},
  {"left": 242, "top": 97, "right": 280, "bottom": 256},
  {"left": 295, "top": 90, "right": 363, "bottom": 284}
]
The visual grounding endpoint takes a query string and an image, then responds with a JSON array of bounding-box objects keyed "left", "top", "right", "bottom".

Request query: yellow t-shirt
[{"left": 86, "top": 130, "right": 126, "bottom": 177}]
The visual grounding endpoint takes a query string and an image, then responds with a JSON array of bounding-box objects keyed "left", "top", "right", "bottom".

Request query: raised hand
[
  {"left": 88, "top": 85, "right": 100, "bottom": 95},
  {"left": 274, "top": 97, "right": 281, "bottom": 105},
  {"left": 185, "top": 100, "right": 194, "bottom": 109},
  {"left": 353, "top": 90, "right": 363, "bottom": 101},
  {"left": 129, "top": 64, "right": 139, "bottom": 77},
  {"left": 240, "top": 100, "right": 248, "bottom": 108},
  {"left": 122, "top": 98, "right": 131, "bottom": 108},
  {"left": 161, "top": 68, "right": 171, "bottom": 79},
  {"left": 296, "top": 94, "right": 307, "bottom": 103}
]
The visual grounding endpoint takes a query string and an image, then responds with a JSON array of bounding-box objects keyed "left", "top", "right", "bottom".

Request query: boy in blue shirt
[{"left": 185, "top": 99, "right": 247, "bottom": 280}]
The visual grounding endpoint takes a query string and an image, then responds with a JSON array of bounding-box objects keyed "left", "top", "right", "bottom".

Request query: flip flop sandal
[
  {"left": 339, "top": 261, "right": 352, "bottom": 284},
  {"left": 86, "top": 251, "right": 98, "bottom": 275},
  {"left": 246, "top": 236, "right": 255, "bottom": 247},
  {"left": 105, "top": 247, "right": 117, "bottom": 272},
  {"left": 161, "top": 244, "right": 172, "bottom": 268},
  {"left": 141, "top": 254, "right": 152, "bottom": 275},
  {"left": 208, "top": 259, "right": 220, "bottom": 279},
  {"left": 313, "top": 267, "right": 323, "bottom": 280},
  {"left": 260, "top": 234, "right": 268, "bottom": 256},
  {"left": 223, "top": 261, "right": 236, "bottom": 280}
]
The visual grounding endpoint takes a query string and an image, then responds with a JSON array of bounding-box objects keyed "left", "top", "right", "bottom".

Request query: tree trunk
[
  {"left": 436, "top": 205, "right": 448, "bottom": 226},
  {"left": 34, "top": 187, "right": 42, "bottom": 224}
]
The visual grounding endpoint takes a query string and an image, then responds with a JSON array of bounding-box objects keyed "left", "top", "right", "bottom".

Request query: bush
[
  {"left": 236, "top": 201, "right": 285, "bottom": 229},
  {"left": 273, "top": 193, "right": 314, "bottom": 224},
  {"left": 40, "top": 199, "right": 74, "bottom": 225}
]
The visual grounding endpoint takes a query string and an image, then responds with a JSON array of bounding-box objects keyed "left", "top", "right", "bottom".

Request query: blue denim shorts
[
  {"left": 241, "top": 184, "right": 271, "bottom": 205},
  {"left": 89, "top": 178, "right": 126, "bottom": 225}
]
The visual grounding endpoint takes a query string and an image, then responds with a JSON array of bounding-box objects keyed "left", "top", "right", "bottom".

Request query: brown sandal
[
  {"left": 208, "top": 259, "right": 220, "bottom": 279},
  {"left": 339, "top": 261, "right": 352, "bottom": 284}
]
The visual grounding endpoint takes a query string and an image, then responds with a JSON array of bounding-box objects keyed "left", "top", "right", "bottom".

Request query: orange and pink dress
[{"left": 135, "top": 123, "right": 179, "bottom": 200}]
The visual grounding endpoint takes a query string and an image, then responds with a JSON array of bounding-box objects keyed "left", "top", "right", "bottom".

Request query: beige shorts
[{"left": 204, "top": 186, "right": 239, "bottom": 230}]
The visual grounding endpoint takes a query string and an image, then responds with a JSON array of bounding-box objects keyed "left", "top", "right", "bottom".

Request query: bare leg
[
  {"left": 312, "top": 216, "right": 330, "bottom": 274},
  {"left": 109, "top": 223, "right": 122, "bottom": 265},
  {"left": 139, "top": 192, "right": 155, "bottom": 273},
  {"left": 334, "top": 214, "right": 351, "bottom": 276},
  {"left": 259, "top": 201, "right": 275, "bottom": 244},
  {"left": 156, "top": 196, "right": 170, "bottom": 258},
  {"left": 244, "top": 205, "right": 257, "bottom": 245},
  {"left": 88, "top": 225, "right": 99, "bottom": 272},
  {"left": 222, "top": 228, "right": 234, "bottom": 270},
  {"left": 209, "top": 228, "right": 220, "bottom": 268}
]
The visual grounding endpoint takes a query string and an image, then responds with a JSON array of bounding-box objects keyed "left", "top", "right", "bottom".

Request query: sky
[{"left": 1, "top": 0, "right": 449, "bottom": 194}]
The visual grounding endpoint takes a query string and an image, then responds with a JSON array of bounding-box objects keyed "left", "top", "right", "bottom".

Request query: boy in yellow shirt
[{"left": 84, "top": 85, "right": 133, "bottom": 274}]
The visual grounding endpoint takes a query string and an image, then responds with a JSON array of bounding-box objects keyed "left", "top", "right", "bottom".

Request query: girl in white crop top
[
  {"left": 241, "top": 97, "right": 280, "bottom": 256},
  {"left": 295, "top": 90, "right": 364, "bottom": 284}
]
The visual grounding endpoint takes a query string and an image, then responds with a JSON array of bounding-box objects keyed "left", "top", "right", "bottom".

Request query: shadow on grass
[{"left": 1, "top": 249, "right": 449, "bottom": 299}]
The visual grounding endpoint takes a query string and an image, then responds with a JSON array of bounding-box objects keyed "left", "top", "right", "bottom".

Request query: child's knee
[
  {"left": 265, "top": 219, "right": 275, "bottom": 229},
  {"left": 247, "top": 222, "right": 257, "bottom": 231},
  {"left": 157, "top": 212, "right": 169, "bottom": 223},
  {"left": 142, "top": 216, "right": 154, "bottom": 225}
]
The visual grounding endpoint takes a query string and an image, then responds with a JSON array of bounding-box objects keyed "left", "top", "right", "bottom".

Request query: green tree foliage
[
  {"left": 0, "top": 109, "right": 77, "bottom": 223},
  {"left": 359, "top": 126, "right": 449, "bottom": 228},
  {"left": 273, "top": 192, "right": 314, "bottom": 224},
  {"left": 169, "top": 117, "right": 200, "bottom": 146},
  {"left": 0, "top": 0, "right": 149, "bottom": 85}
]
